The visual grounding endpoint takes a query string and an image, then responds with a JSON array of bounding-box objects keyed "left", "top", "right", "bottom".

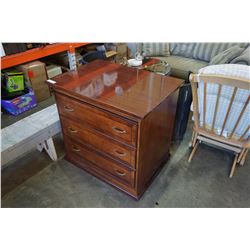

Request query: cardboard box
[
  {"left": 105, "top": 43, "right": 128, "bottom": 63},
  {"left": 18, "top": 61, "right": 50, "bottom": 102},
  {"left": 103, "top": 50, "right": 117, "bottom": 63},
  {"left": 46, "top": 65, "right": 62, "bottom": 79}
]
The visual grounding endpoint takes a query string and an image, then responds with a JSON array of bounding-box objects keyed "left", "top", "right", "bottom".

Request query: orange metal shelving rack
[{"left": 1, "top": 43, "right": 89, "bottom": 70}]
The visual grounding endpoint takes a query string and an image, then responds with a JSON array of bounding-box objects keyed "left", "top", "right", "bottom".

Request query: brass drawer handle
[
  {"left": 68, "top": 127, "right": 78, "bottom": 133},
  {"left": 114, "top": 149, "right": 127, "bottom": 157},
  {"left": 72, "top": 145, "right": 80, "bottom": 152},
  {"left": 115, "top": 169, "right": 126, "bottom": 176},
  {"left": 112, "top": 126, "right": 126, "bottom": 134},
  {"left": 64, "top": 106, "right": 74, "bottom": 112}
]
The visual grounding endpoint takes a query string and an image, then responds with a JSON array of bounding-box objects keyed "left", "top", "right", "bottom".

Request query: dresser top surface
[{"left": 52, "top": 60, "right": 184, "bottom": 118}]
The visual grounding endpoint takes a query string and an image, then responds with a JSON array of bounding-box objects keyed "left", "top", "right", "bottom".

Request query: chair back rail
[
  {"left": 190, "top": 74, "right": 250, "bottom": 148},
  {"left": 219, "top": 87, "right": 238, "bottom": 136},
  {"left": 203, "top": 81, "right": 207, "bottom": 129},
  {"left": 211, "top": 84, "right": 221, "bottom": 132}
]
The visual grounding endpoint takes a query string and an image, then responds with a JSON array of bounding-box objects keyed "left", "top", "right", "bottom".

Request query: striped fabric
[
  {"left": 170, "top": 43, "right": 196, "bottom": 58},
  {"left": 142, "top": 43, "right": 170, "bottom": 57},
  {"left": 197, "top": 64, "right": 250, "bottom": 139},
  {"left": 199, "top": 64, "right": 250, "bottom": 80},
  {"left": 169, "top": 43, "right": 177, "bottom": 53},
  {"left": 231, "top": 46, "right": 250, "bottom": 65},
  {"left": 153, "top": 55, "right": 208, "bottom": 81},
  {"left": 209, "top": 45, "right": 245, "bottom": 65},
  {"left": 193, "top": 43, "right": 239, "bottom": 62}
]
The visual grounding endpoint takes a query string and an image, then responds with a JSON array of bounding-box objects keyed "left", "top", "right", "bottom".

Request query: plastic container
[
  {"left": 2, "top": 71, "right": 25, "bottom": 92},
  {"left": 1, "top": 88, "right": 37, "bottom": 116}
]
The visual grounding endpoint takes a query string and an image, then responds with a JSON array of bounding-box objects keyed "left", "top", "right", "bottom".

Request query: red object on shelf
[
  {"left": 1, "top": 43, "right": 89, "bottom": 69},
  {"left": 28, "top": 70, "right": 34, "bottom": 78}
]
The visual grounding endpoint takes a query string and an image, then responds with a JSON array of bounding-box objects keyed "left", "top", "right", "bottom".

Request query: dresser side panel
[{"left": 137, "top": 89, "right": 179, "bottom": 196}]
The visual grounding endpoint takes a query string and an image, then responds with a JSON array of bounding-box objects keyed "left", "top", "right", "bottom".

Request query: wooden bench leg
[{"left": 37, "top": 137, "right": 58, "bottom": 161}]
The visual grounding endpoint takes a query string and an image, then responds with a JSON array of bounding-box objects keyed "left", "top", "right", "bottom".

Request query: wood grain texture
[
  {"left": 64, "top": 136, "right": 135, "bottom": 187},
  {"left": 136, "top": 89, "right": 179, "bottom": 196},
  {"left": 52, "top": 60, "right": 183, "bottom": 119},
  {"left": 52, "top": 60, "right": 183, "bottom": 199},
  {"left": 55, "top": 93, "right": 138, "bottom": 146},
  {"left": 60, "top": 116, "right": 136, "bottom": 167}
]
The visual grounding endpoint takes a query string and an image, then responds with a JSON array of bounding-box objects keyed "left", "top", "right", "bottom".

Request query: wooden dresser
[{"left": 51, "top": 60, "right": 184, "bottom": 199}]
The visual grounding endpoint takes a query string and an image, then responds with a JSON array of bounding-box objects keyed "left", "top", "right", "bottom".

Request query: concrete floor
[{"left": 1, "top": 120, "right": 250, "bottom": 208}]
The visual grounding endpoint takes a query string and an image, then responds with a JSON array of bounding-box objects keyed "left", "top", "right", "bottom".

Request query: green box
[{"left": 2, "top": 72, "right": 25, "bottom": 92}]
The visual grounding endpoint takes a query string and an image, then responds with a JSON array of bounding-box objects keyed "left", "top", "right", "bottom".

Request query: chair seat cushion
[
  {"left": 198, "top": 64, "right": 250, "bottom": 80},
  {"left": 197, "top": 64, "right": 250, "bottom": 139}
]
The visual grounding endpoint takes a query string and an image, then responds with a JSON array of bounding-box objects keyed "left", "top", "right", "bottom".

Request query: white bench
[{"left": 1, "top": 104, "right": 61, "bottom": 168}]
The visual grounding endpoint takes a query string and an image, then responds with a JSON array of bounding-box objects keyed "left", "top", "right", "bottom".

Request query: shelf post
[{"left": 67, "top": 45, "right": 77, "bottom": 71}]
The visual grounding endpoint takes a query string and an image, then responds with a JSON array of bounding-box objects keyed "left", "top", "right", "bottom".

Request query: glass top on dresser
[{"left": 52, "top": 60, "right": 183, "bottom": 118}]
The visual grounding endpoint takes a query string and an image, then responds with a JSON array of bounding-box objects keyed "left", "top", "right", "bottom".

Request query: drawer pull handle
[
  {"left": 72, "top": 145, "right": 80, "bottom": 152},
  {"left": 115, "top": 169, "right": 126, "bottom": 176},
  {"left": 69, "top": 127, "right": 78, "bottom": 133},
  {"left": 114, "top": 149, "right": 127, "bottom": 157},
  {"left": 112, "top": 126, "right": 126, "bottom": 134},
  {"left": 64, "top": 106, "right": 74, "bottom": 112}
]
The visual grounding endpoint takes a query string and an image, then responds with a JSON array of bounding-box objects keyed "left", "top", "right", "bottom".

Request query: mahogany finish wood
[
  {"left": 60, "top": 116, "right": 136, "bottom": 167},
  {"left": 137, "top": 90, "right": 180, "bottom": 194},
  {"left": 64, "top": 136, "right": 135, "bottom": 187},
  {"left": 52, "top": 60, "right": 183, "bottom": 199},
  {"left": 56, "top": 93, "right": 138, "bottom": 146}
]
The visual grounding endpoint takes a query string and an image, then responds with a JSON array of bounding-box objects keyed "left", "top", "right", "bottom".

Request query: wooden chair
[{"left": 188, "top": 65, "right": 250, "bottom": 178}]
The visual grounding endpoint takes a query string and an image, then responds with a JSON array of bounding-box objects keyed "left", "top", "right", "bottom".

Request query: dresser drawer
[
  {"left": 64, "top": 136, "right": 135, "bottom": 187},
  {"left": 61, "top": 116, "right": 136, "bottom": 167},
  {"left": 56, "top": 93, "right": 137, "bottom": 146}
]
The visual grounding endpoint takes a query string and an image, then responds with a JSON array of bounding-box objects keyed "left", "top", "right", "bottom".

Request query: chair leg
[
  {"left": 192, "top": 132, "right": 198, "bottom": 147},
  {"left": 189, "top": 131, "right": 194, "bottom": 148},
  {"left": 189, "top": 131, "right": 195, "bottom": 148},
  {"left": 229, "top": 154, "right": 239, "bottom": 178},
  {"left": 188, "top": 140, "right": 199, "bottom": 163},
  {"left": 237, "top": 149, "right": 246, "bottom": 163},
  {"left": 240, "top": 149, "right": 249, "bottom": 166}
]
